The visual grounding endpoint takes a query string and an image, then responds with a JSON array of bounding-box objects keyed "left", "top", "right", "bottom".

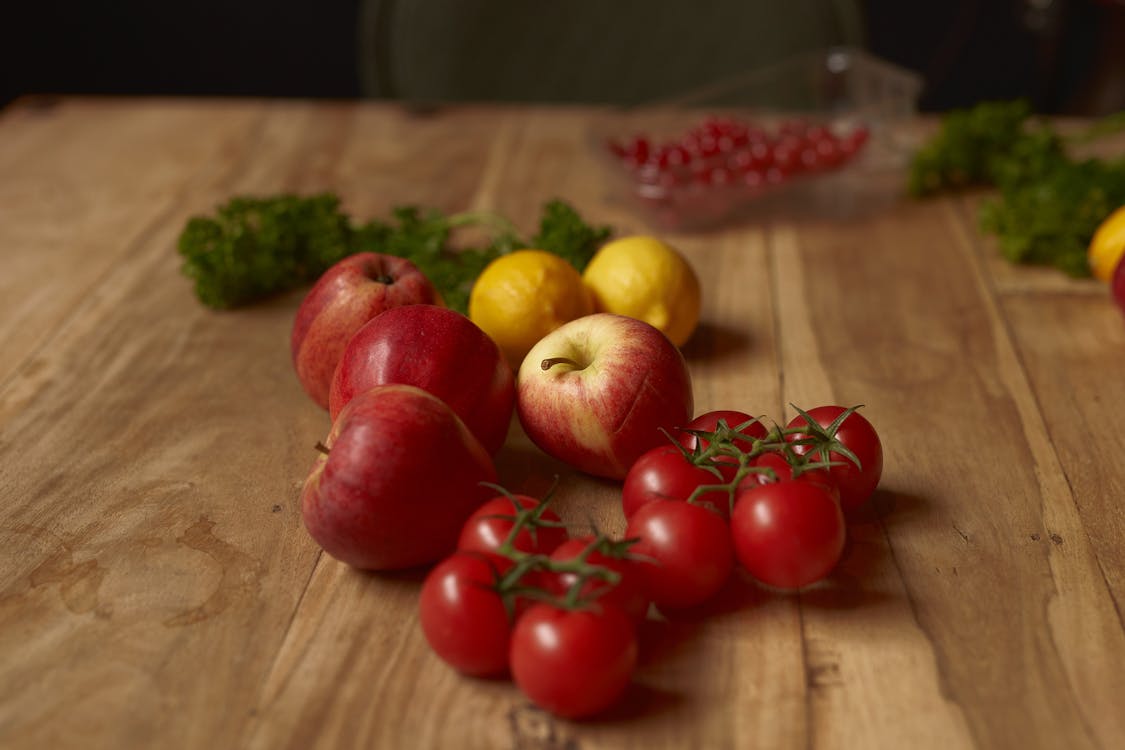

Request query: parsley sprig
[
  {"left": 177, "top": 194, "right": 612, "bottom": 312},
  {"left": 908, "top": 100, "right": 1125, "bottom": 277}
]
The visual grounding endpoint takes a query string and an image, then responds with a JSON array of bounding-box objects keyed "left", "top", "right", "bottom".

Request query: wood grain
[{"left": 1, "top": 97, "right": 1124, "bottom": 750}]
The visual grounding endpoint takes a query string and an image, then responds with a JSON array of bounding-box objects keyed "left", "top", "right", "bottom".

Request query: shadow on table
[
  {"left": 586, "top": 681, "right": 685, "bottom": 724},
  {"left": 800, "top": 487, "right": 930, "bottom": 611},
  {"left": 360, "top": 565, "right": 431, "bottom": 585},
  {"left": 681, "top": 320, "right": 753, "bottom": 363}
]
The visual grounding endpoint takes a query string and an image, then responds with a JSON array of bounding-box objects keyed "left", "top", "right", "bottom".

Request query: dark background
[{"left": 3, "top": 0, "right": 1124, "bottom": 115}]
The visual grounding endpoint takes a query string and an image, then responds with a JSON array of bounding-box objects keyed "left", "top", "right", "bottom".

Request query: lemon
[
  {"left": 469, "top": 249, "right": 595, "bottom": 368},
  {"left": 581, "top": 235, "right": 701, "bottom": 347},
  {"left": 1089, "top": 205, "right": 1125, "bottom": 281}
]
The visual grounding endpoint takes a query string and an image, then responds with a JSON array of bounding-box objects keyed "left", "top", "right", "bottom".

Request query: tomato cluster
[
  {"left": 622, "top": 405, "right": 883, "bottom": 594},
  {"left": 607, "top": 116, "right": 870, "bottom": 194},
  {"left": 418, "top": 405, "right": 883, "bottom": 720},
  {"left": 419, "top": 487, "right": 650, "bottom": 720}
]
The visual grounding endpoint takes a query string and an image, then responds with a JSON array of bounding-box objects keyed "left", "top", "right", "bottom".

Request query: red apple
[
  {"left": 300, "top": 384, "right": 498, "bottom": 570},
  {"left": 329, "top": 304, "right": 515, "bottom": 455},
  {"left": 516, "top": 313, "right": 694, "bottom": 479},
  {"left": 291, "top": 252, "right": 440, "bottom": 409}
]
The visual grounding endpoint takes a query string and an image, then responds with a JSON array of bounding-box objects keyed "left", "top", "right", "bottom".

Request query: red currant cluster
[{"left": 607, "top": 115, "right": 870, "bottom": 194}]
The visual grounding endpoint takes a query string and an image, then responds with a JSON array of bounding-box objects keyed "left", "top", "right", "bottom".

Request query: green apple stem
[{"left": 541, "top": 356, "right": 582, "bottom": 371}]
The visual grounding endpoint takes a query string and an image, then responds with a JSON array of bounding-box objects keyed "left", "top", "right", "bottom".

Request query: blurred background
[{"left": 2, "top": 0, "right": 1124, "bottom": 115}]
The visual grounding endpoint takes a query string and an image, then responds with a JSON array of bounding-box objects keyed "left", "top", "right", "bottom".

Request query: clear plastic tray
[{"left": 589, "top": 47, "right": 923, "bottom": 231}]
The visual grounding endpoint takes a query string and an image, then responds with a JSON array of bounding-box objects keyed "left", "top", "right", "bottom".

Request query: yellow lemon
[
  {"left": 469, "top": 249, "right": 595, "bottom": 368},
  {"left": 1089, "top": 205, "right": 1125, "bottom": 281},
  {"left": 581, "top": 235, "right": 701, "bottom": 347}
]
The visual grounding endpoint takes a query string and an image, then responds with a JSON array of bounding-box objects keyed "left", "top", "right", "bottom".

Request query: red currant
[
  {"left": 743, "top": 169, "right": 765, "bottom": 188},
  {"left": 749, "top": 140, "right": 772, "bottom": 166},
  {"left": 708, "top": 166, "right": 734, "bottom": 186},
  {"left": 816, "top": 138, "right": 841, "bottom": 166},
  {"left": 799, "top": 147, "right": 821, "bottom": 170},
  {"left": 658, "top": 145, "right": 689, "bottom": 169},
  {"left": 625, "top": 136, "right": 652, "bottom": 166}
]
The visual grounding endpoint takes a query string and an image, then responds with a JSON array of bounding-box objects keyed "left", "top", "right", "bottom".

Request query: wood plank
[
  {"left": 958, "top": 197, "right": 1125, "bottom": 749},
  {"left": 769, "top": 218, "right": 975, "bottom": 749}
]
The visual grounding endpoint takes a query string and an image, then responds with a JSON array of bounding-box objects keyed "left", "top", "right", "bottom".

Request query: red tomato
[
  {"left": 457, "top": 494, "right": 568, "bottom": 556},
  {"left": 547, "top": 537, "right": 651, "bottom": 621},
  {"left": 677, "top": 409, "right": 768, "bottom": 453},
  {"left": 731, "top": 481, "right": 845, "bottom": 590},
  {"left": 625, "top": 500, "right": 734, "bottom": 610},
  {"left": 510, "top": 603, "right": 638, "bottom": 719},
  {"left": 418, "top": 551, "right": 514, "bottom": 678},
  {"left": 622, "top": 444, "right": 736, "bottom": 520},
  {"left": 786, "top": 405, "right": 883, "bottom": 512}
]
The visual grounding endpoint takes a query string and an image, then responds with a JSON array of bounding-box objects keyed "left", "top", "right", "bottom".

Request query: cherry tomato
[
  {"left": 786, "top": 406, "right": 883, "bottom": 512},
  {"left": 418, "top": 551, "right": 514, "bottom": 678},
  {"left": 622, "top": 444, "right": 736, "bottom": 519},
  {"left": 457, "top": 494, "right": 568, "bottom": 556},
  {"left": 510, "top": 603, "right": 638, "bottom": 719},
  {"left": 731, "top": 481, "right": 845, "bottom": 590},
  {"left": 625, "top": 500, "right": 734, "bottom": 610},
  {"left": 547, "top": 536, "right": 651, "bottom": 621},
  {"left": 677, "top": 409, "right": 767, "bottom": 453}
]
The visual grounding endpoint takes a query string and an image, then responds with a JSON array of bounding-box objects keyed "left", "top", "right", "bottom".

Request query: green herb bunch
[
  {"left": 178, "top": 195, "right": 612, "bottom": 312},
  {"left": 908, "top": 100, "right": 1125, "bottom": 276}
]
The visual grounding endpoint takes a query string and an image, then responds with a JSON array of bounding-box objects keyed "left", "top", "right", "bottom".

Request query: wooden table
[{"left": 2, "top": 97, "right": 1124, "bottom": 750}]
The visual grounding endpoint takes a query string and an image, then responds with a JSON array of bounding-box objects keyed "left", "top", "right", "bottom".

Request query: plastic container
[{"left": 589, "top": 47, "right": 924, "bottom": 231}]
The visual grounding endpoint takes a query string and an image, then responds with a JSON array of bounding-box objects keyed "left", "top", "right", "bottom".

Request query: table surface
[{"left": 2, "top": 96, "right": 1124, "bottom": 750}]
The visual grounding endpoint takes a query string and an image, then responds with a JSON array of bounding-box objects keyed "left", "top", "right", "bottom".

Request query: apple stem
[
  {"left": 314, "top": 441, "right": 331, "bottom": 455},
  {"left": 375, "top": 275, "right": 395, "bottom": 285},
  {"left": 540, "top": 357, "right": 581, "bottom": 371}
]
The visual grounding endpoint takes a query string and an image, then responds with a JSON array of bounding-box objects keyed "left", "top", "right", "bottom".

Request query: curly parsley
[
  {"left": 908, "top": 100, "right": 1125, "bottom": 277},
  {"left": 178, "top": 195, "right": 612, "bottom": 312}
]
